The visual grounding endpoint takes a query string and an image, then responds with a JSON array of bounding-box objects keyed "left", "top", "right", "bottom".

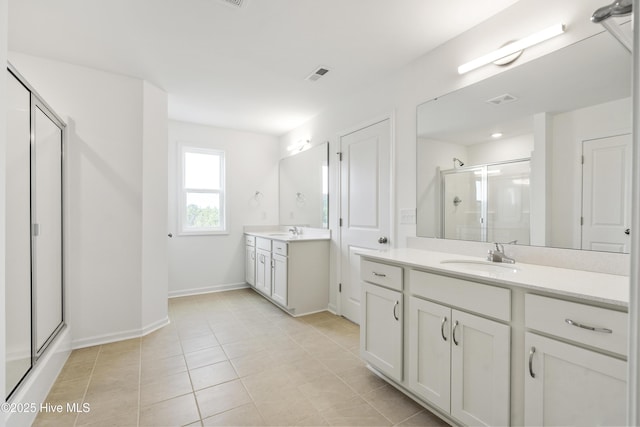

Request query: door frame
[
  {"left": 335, "top": 112, "right": 396, "bottom": 318},
  {"left": 572, "top": 129, "right": 631, "bottom": 250}
]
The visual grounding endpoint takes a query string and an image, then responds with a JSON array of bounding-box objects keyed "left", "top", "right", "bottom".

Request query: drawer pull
[
  {"left": 441, "top": 317, "right": 448, "bottom": 341},
  {"left": 372, "top": 272, "right": 387, "bottom": 278},
  {"left": 565, "top": 318, "right": 613, "bottom": 334},
  {"left": 529, "top": 346, "right": 536, "bottom": 378},
  {"left": 393, "top": 301, "right": 399, "bottom": 321},
  {"left": 452, "top": 321, "right": 459, "bottom": 346}
]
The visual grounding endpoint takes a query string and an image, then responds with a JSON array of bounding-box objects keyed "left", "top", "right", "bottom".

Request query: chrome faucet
[
  {"left": 487, "top": 241, "right": 517, "bottom": 264},
  {"left": 288, "top": 226, "right": 300, "bottom": 236}
]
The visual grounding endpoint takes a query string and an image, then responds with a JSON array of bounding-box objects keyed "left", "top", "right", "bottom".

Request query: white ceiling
[{"left": 8, "top": 0, "right": 520, "bottom": 136}]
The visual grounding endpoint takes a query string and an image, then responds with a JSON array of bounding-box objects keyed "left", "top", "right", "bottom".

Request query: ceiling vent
[
  {"left": 219, "top": 0, "right": 245, "bottom": 8},
  {"left": 486, "top": 93, "right": 518, "bottom": 106},
  {"left": 306, "top": 66, "right": 330, "bottom": 82}
]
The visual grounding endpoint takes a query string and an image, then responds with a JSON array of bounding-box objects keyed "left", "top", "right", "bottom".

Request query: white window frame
[{"left": 178, "top": 144, "right": 227, "bottom": 236}]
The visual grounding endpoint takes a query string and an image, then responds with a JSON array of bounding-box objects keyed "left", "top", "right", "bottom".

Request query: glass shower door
[
  {"left": 5, "top": 70, "right": 33, "bottom": 398},
  {"left": 486, "top": 161, "right": 531, "bottom": 245},
  {"left": 441, "top": 167, "right": 485, "bottom": 241}
]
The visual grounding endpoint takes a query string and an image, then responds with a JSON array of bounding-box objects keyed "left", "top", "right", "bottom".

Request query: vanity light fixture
[
  {"left": 458, "top": 23, "right": 566, "bottom": 74},
  {"left": 286, "top": 139, "right": 310, "bottom": 152}
]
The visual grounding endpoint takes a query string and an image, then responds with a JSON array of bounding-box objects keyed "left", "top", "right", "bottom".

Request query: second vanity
[
  {"left": 245, "top": 228, "right": 330, "bottom": 316},
  {"left": 359, "top": 248, "right": 629, "bottom": 427}
]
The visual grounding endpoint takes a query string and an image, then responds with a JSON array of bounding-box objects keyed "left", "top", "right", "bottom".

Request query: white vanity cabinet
[
  {"left": 254, "top": 237, "right": 272, "bottom": 296},
  {"left": 244, "top": 233, "right": 329, "bottom": 316},
  {"left": 361, "top": 277, "right": 403, "bottom": 382},
  {"left": 271, "top": 241, "right": 288, "bottom": 306},
  {"left": 524, "top": 294, "right": 627, "bottom": 426},
  {"left": 408, "top": 271, "right": 511, "bottom": 427},
  {"left": 245, "top": 235, "right": 256, "bottom": 287}
]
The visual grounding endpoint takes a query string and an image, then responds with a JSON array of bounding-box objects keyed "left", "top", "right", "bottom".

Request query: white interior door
[
  {"left": 340, "top": 119, "right": 391, "bottom": 323},
  {"left": 581, "top": 134, "right": 632, "bottom": 252}
]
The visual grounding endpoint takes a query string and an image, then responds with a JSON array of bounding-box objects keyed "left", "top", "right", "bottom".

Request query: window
[{"left": 179, "top": 145, "right": 226, "bottom": 235}]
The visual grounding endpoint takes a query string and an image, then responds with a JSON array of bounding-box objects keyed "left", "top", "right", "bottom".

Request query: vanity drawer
[
  {"left": 361, "top": 260, "right": 403, "bottom": 291},
  {"left": 256, "top": 237, "right": 271, "bottom": 251},
  {"left": 245, "top": 235, "right": 256, "bottom": 246},
  {"left": 525, "top": 294, "right": 627, "bottom": 356},
  {"left": 410, "top": 270, "right": 511, "bottom": 321},
  {"left": 272, "top": 241, "right": 288, "bottom": 256}
]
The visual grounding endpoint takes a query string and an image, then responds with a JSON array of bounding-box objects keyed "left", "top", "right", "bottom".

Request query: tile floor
[{"left": 34, "top": 288, "right": 449, "bottom": 426}]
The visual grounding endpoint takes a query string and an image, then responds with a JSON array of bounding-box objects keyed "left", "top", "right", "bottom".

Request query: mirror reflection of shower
[
  {"left": 441, "top": 158, "right": 531, "bottom": 244},
  {"left": 453, "top": 157, "right": 465, "bottom": 168}
]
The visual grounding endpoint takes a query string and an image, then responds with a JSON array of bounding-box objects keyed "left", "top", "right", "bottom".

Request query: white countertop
[
  {"left": 358, "top": 248, "right": 629, "bottom": 308},
  {"left": 245, "top": 230, "right": 330, "bottom": 242}
]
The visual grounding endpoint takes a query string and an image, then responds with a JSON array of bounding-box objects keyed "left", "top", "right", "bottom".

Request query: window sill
[{"left": 177, "top": 230, "right": 229, "bottom": 237}]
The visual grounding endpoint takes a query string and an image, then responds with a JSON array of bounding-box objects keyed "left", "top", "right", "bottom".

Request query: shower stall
[{"left": 440, "top": 158, "right": 531, "bottom": 245}]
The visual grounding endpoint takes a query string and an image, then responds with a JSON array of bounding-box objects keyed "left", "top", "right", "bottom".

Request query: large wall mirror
[
  {"left": 417, "top": 29, "right": 632, "bottom": 253},
  {"left": 279, "top": 142, "right": 329, "bottom": 228}
]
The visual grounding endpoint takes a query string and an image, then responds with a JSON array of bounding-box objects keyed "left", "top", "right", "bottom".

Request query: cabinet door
[
  {"left": 524, "top": 332, "right": 626, "bottom": 426},
  {"left": 271, "top": 254, "right": 287, "bottom": 306},
  {"left": 408, "top": 297, "right": 451, "bottom": 413},
  {"left": 255, "top": 249, "right": 271, "bottom": 296},
  {"left": 245, "top": 245, "right": 256, "bottom": 286},
  {"left": 451, "top": 310, "right": 510, "bottom": 426},
  {"left": 361, "top": 283, "right": 402, "bottom": 381}
]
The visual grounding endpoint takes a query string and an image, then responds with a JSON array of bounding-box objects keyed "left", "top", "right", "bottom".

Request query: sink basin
[{"left": 440, "top": 259, "right": 520, "bottom": 275}]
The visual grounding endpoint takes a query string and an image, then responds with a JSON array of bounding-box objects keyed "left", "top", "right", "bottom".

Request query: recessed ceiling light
[{"left": 491, "top": 132, "right": 503, "bottom": 138}]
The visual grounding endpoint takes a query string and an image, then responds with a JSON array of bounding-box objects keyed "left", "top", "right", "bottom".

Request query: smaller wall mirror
[{"left": 279, "top": 142, "right": 329, "bottom": 228}]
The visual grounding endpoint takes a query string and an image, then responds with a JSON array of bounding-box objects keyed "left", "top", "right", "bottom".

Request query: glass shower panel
[
  {"left": 5, "top": 72, "right": 33, "bottom": 397},
  {"left": 442, "top": 168, "right": 485, "bottom": 241},
  {"left": 486, "top": 161, "right": 531, "bottom": 244},
  {"left": 33, "top": 104, "right": 63, "bottom": 355}
]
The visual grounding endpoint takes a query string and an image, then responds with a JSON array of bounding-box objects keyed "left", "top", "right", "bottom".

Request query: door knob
[
  {"left": 378, "top": 236, "right": 388, "bottom": 244},
  {"left": 168, "top": 233, "right": 173, "bottom": 238},
  {"left": 625, "top": 229, "right": 631, "bottom": 235}
]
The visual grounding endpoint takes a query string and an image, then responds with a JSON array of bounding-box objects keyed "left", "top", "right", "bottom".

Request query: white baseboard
[
  {"left": 168, "top": 282, "right": 249, "bottom": 298},
  {"left": 71, "top": 315, "right": 170, "bottom": 350},
  {"left": 327, "top": 303, "right": 338, "bottom": 315},
  {"left": 6, "top": 327, "right": 72, "bottom": 427}
]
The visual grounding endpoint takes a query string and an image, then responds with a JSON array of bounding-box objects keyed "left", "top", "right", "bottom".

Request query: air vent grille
[
  {"left": 486, "top": 93, "right": 518, "bottom": 106},
  {"left": 306, "top": 66, "right": 330, "bottom": 82},
  {"left": 219, "top": 0, "right": 244, "bottom": 8}
]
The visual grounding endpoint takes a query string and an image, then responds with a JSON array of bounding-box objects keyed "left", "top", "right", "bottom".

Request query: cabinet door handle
[
  {"left": 565, "top": 318, "right": 613, "bottom": 334},
  {"left": 441, "top": 316, "right": 448, "bottom": 341},
  {"left": 452, "top": 320, "right": 459, "bottom": 346},
  {"left": 372, "top": 272, "right": 386, "bottom": 278},
  {"left": 393, "top": 301, "right": 399, "bottom": 321},
  {"left": 529, "top": 346, "right": 536, "bottom": 378},
  {"left": 259, "top": 255, "right": 264, "bottom": 264}
]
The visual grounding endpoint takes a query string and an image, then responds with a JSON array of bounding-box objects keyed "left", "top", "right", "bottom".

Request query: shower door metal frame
[
  {"left": 6, "top": 63, "right": 66, "bottom": 399},
  {"left": 440, "top": 157, "right": 530, "bottom": 243}
]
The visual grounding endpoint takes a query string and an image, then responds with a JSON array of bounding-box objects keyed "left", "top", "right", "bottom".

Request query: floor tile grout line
[
  {"left": 136, "top": 338, "right": 141, "bottom": 427},
  {"left": 73, "top": 345, "right": 102, "bottom": 427}
]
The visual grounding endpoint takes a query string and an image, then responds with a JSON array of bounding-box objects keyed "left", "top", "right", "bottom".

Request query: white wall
[
  {"left": 167, "top": 120, "right": 279, "bottom": 296},
  {"left": 281, "top": 0, "right": 612, "bottom": 311},
  {"left": 1, "top": 0, "right": 9, "bottom": 410},
  {"left": 142, "top": 81, "right": 169, "bottom": 331},
  {"left": 550, "top": 97, "right": 632, "bottom": 248},
  {"left": 8, "top": 52, "right": 168, "bottom": 348}
]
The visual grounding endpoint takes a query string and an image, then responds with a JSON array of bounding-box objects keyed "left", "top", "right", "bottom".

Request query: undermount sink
[{"left": 440, "top": 259, "right": 520, "bottom": 274}]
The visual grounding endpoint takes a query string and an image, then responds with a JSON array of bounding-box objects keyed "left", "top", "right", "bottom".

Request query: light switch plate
[{"left": 400, "top": 208, "right": 416, "bottom": 224}]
